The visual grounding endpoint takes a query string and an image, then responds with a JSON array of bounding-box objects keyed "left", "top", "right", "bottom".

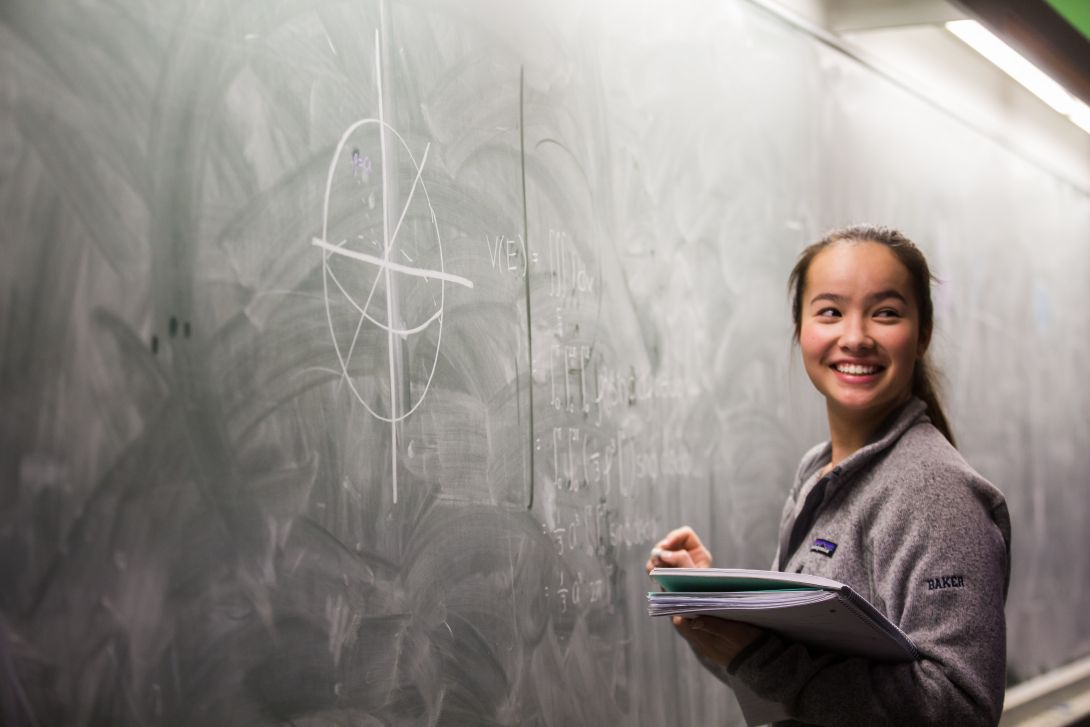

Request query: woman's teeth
[{"left": 834, "top": 363, "right": 880, "bottom": 375}]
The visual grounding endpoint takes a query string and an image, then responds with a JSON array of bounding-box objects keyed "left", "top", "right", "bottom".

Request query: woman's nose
[{"left": 839, "top": 315, "right": 875, "bottom": 351}]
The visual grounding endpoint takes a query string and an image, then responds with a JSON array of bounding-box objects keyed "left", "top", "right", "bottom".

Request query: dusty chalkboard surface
[{"left": 2, "top": 0, "right": 1089, "bottom": 724}]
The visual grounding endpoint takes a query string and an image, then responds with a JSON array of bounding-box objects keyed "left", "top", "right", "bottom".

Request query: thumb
[{"left": 657, "top": 548, "right": 696, "bottom": 568}]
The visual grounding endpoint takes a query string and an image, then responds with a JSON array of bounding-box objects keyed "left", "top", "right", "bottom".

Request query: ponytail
[{"left": 912, "top": 355, "right": 956, "bottom": 447}]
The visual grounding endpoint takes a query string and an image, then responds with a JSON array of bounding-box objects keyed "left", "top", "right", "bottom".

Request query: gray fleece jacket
[{"left": 710, "top": 398, "right": 1011, "bottom": 726}]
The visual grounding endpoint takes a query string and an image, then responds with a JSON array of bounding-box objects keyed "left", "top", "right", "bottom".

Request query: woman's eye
[
  {"left": 874, "top": 308, "right": 901, "bottom": 318},
  {"left": 816, "top": 307, "right": 840, "bottom": 318}
]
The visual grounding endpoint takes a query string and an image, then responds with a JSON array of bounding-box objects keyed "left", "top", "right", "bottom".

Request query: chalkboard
[{"left": 2, "top": 0, "right": 1089, "bottom": 724}]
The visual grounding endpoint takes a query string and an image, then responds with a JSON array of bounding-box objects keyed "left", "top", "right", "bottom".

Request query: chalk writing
[
  {"left": 548, "top": 227, "right": 595, "bottom": 298},
  {"left": 484, "top": 233, "right": 528, "bottom": 277},
  {"left": 350, "top": 148, "right": 372, "bottom": 182}
]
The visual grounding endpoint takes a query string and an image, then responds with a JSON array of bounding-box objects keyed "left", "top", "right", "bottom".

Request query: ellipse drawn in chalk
[{"left": 316, "top": 122, "right": 444, "bottom": 424}]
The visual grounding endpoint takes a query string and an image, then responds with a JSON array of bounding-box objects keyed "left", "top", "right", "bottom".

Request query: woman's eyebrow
[
  {"left": 809, "top": 290, "right": 908, "bottom": 305},
  {"left": 868, "top": 289, "right": 909, "bottom": 304},
  {"left": 809, "top": 292, "right": 844, "bottom": 305}
]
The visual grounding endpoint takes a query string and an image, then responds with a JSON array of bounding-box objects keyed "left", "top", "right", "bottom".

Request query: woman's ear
[{"left": 917, "top": 323, "right": 932, "bottom": 357}]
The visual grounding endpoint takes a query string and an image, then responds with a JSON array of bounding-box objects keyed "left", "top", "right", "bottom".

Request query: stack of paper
[
  {"left": 648, "top": 567, "right": 917, "bottom": 661},
  {"left": 648, "top": 568, "right": 919, "bottom": 726}
]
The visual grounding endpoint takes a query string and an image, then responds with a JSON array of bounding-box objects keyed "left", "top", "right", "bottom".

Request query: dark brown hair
[{"left": 788, "top": 225, "right": 956, "bottom": 446}]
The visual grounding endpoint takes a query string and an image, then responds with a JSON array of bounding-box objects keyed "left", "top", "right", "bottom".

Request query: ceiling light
[
  {"left": 945, "top": 19, "right": 1085, "bottom": 125},
  {"left": 1069, "top": 98, "right": 1090, "bottom": 135}
]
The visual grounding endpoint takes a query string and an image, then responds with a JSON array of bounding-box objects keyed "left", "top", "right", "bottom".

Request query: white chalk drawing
[{"left": 313, "top": 31, "right": 473, "bottom": 503}]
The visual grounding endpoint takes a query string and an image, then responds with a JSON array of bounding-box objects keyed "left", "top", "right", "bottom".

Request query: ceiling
[
  {"left": 950, "top": 0, "right": 1090, "bottom": 107},
  {"left": 774, "top": 0, "right": 1090, "bottom": 108},
  {"left": 1045, "top": 0, "right": 1090, "bottom": 45}
]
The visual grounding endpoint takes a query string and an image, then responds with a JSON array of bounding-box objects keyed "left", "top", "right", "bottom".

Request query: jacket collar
[
  {"left": 798, "top": 397, "right": 930, "bottom": 494},
  {"left": 778, "top": 398, "right": 931, "bottom": 570}
]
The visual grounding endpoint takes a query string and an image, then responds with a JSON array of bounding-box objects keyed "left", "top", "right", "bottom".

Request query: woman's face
[{"left": 799, "top": 241, "right": 928, "bottom": 426}]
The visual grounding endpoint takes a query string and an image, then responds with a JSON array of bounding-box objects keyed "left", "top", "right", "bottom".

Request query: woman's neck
[{"left": 823, "top": 395, "right": 911, "bottom": 472}]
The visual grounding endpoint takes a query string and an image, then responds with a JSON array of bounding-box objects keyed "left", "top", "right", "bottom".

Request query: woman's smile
[{"left": 830, "top": 360, "right": 885, "bottom": 380}]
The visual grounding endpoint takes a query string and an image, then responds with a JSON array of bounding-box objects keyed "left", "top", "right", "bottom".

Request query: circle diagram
[
  {"left": 311, "top": 36, "right": 473, "bottom": 502},
  {"left": 316, "top": 119, "right": 449, "bottom": 424}
]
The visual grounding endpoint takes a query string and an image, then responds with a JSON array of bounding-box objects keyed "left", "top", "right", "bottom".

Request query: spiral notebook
[{"left": 648, "top": 568, "right": 918, "bottom": 725}]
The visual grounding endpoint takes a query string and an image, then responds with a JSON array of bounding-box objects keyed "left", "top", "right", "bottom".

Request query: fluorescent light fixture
[
  {"left": 946, "top": 19, "right": 1090, "bottom": 136},
  {"left": 1070, "top": 98, "right": 1090, "bottom": 135},
  {"left": 946, "top": 19, "right": 1090, "bottom": 134},
  {"left": 945, "top": 19, "right": 1073, "bottom": 114}
]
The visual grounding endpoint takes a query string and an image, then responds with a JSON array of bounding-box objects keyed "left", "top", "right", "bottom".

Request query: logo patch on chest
[{"left": 810, "top": 538, "right": 838, "bottom": 557}]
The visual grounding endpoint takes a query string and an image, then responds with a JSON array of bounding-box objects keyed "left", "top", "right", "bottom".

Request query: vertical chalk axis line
[
  {"left": 316, "top": 61, "right": 463, "bottom": 513},
  {"left": 376, "top": 28, "right": 399, "bottom": 505},
  {"left": 520, "top": 65, "right": 535, "bottom": 510}
]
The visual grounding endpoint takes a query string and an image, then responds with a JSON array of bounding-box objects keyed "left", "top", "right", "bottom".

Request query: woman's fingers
[
  {"left": 648, "top": 526, "right": 713, "bottom": 572},
  {"left": 673, "top": 617, "right": 730, "bottom": 663},
  {"left": 655, "top": 548, "right": 695, "bottom": 568},
  {"left": 647, "top": 545, "right": 694, "bottom": 573},
  {"left": 677, "top": 617, "right": 763, "bottom": 664},
  {"left": 656, "top": 526, "right": 701, "bottom": 552}
]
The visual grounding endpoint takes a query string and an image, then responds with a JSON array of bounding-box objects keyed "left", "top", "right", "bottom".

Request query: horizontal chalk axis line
[{"left": 312, "top": 237, "right": 474, "bottom": 289}]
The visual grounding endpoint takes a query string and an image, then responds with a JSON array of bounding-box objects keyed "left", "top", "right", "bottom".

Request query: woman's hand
[
  {"left": 645, "top": 526, "right": 713, "bottom": 573},
  {"left": 647, "top": 527, "right": 765, "bottom": 666},
  {"left": 672, "top": 616, "right": 763, "bottom": 666}
]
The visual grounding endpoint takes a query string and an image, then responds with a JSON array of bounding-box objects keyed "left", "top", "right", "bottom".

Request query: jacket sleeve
[{"left": 719, "top": 467, "right": 1010, "bottom": 726}]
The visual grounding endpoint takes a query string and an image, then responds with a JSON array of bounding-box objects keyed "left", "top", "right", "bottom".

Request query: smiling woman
[{"left": 648, "top": 225, "right": 1011, "bottom": 726}]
